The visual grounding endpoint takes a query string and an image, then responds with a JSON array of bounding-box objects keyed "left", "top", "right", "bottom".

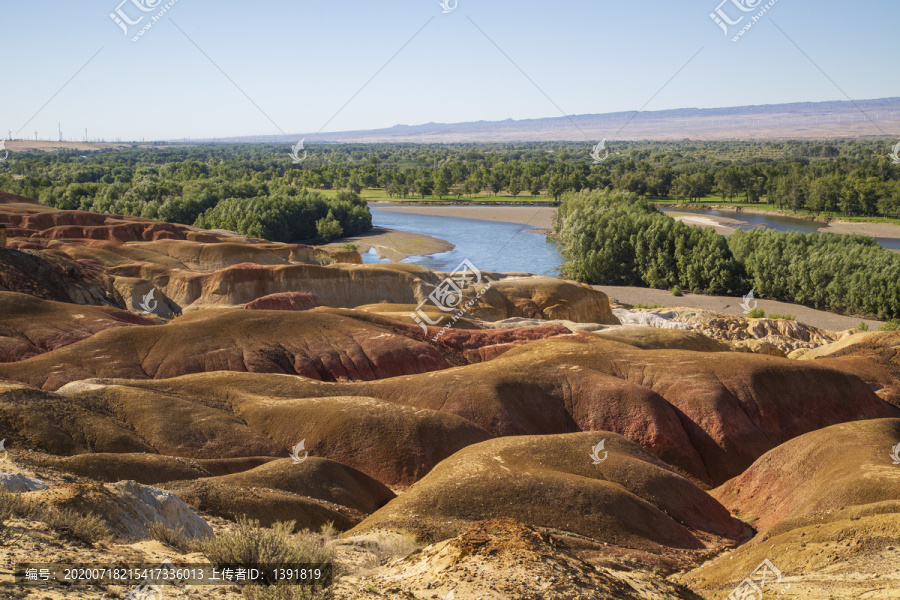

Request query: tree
[
  {"left": 316, "top": 212, "right": 343, "bottom": 242},
  {"left": 489, "top": 172, "right": 504, "bottom": 196},
  {"left": 434, "top": 175, "right": 450, "bottom": 199},
  {"left": 508, "top": 177, "right": 522, "bottom": 197},
  {"left": 413, "top": 173, "right": 434, "bottom": 198},
  {"left": 548, "top": 175, "right": 566, "bottom": 201},
  {"left": 468, "top": 175, "right": 482, "bottom": 197}
]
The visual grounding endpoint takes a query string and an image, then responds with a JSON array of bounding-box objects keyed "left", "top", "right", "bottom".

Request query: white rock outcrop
[{"left": 0, "top": 472, "right": 50, "bottom": 493}]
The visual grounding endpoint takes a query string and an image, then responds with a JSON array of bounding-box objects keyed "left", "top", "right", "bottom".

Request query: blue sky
[{"left": 1, "top": 1, "right": 897, "bottom": 141}]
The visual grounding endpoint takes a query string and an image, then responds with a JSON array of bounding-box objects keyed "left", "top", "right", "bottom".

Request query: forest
[
  {"left": 0, "top": 139, "right": 899, "bottom": 228},
  {"left": 556, "top": 189, "right": 900, "bottom": 319}
]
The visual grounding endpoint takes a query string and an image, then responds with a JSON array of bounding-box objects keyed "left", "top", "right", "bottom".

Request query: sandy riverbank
[
  {"left": 663, "top": 204, "right": 900, "bottom": 240},
  {"left": 371, "top": 203, "right": 557, "bottom": 232},
  {"left": 818, "top": 220, "right": 900, "bottom": 239},
  {"left": 328, "top": 226, "right": 454, "bottom": 261},
  {"left": 666, "top": 211, "right": 741, "bottom": 235}
]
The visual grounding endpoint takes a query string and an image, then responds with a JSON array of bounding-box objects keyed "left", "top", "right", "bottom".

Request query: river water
[
  {"left": 366, "top": 208, "right": 564, "bottom": 276},
  {"left": 365, "top": 207, "right": 900, "bottom": 275},
  {"left": 662, "top": 207, "right": 900, "bottom": 250}
]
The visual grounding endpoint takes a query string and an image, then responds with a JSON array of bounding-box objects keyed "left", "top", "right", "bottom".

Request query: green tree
[
  {"left": 434, "top": 174, "right": 450, "bottom": 199},
  {"left": 316, "top": 212, "right": 343, "bottom": 242}
]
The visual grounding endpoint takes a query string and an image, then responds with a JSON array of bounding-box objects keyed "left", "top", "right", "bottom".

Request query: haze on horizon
[{"left": 1, "top": 0, "right": 897, "bottom": 142}]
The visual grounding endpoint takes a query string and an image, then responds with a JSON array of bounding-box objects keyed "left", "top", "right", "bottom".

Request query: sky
[{"left": 0, "top": 1, "right": 897, "bottom": 142}]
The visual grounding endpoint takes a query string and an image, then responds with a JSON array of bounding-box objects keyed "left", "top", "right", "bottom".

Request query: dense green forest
[
  {"left": 0, "top": 139, "right": 899, "bottom": 230},
  {"left": 557, "top": 190, "right": 900, "bottom": 319}
]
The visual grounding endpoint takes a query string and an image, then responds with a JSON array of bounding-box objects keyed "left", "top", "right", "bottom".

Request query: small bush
[
  {"left": 44, "top": 508, "right": 110, "bottom": 545},
  {"left": 858, "top": 322, "right": 870, "bottom": 331},
  {"left": 354, "top": 531, "right": 422, "bottom": 569},
  {"left": 315, "top": 215, "right": 343, "bottom": 242},
  {"left": 767, "top": 313, "right": 795, "bottom": 321},
  {"left": 0, "top": 489, "right": 28, "bottom": 522},
  {"left": 243, "top": 584, "right": 332, "bottom": 600},
  {"left": 880, "top": 319, "right": 900, "bottom": 331},
  {"left": 314, "top": 253, "right": 336, "bottom": 266},
  {"left": 0, "top": 488, "right": 36, "bottom": 531},
  {"left": 671, "top": 286, "right": 683, "bottom": 297},
  {"left": 745, "top": 308, "right": 766, "bottom": 319},
  {"left": 199, "top": 517, "right": 335, "bottom": 585},
  {"left": 632, "top": 303, "right": 664, "bottom": 310},
  {"left": 339, "top": 243, "right": 358, "bottom": 251},
  {"left": 148, "top": 521, "right": 192, "bottom": 553}
]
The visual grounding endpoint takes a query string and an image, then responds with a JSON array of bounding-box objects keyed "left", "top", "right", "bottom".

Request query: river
[
  {"left": 365, "top": 208, "right": 564, "bottom": 276},
  {"left": 364, "top": 206, "right": 900, "bottom": 275},
  {"left": 662, "top": 207, "right": 900, "bottom": 250}
]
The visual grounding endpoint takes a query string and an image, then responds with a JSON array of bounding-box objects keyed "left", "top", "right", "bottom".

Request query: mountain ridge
[{"left": 224, "top": 97, "right": 900, "bottom": 144}]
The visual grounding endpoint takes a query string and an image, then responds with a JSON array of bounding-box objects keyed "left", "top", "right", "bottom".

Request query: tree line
[
  {"left": 557, "top": 190, "right": 900, "bottom": 319},
  {"left": 0, "top": 139, "right": 898, "bottom": 237}
]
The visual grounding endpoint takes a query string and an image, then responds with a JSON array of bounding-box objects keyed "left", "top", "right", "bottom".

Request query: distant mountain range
[{"left": 224, "top": 97, "right": 900, "bottom": 144}]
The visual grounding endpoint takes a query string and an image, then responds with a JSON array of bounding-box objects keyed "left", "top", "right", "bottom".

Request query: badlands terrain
[{"left": 0, "top": 190, "right": 899, "bottom": 599}]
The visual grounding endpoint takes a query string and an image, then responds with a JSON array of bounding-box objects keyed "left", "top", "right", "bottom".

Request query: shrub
[
  {"left": 147, "top": 521, "right": 192, "bottom": 553},
  {"left": 0, "top": 488, "right": 34, "bottom": 525},
  {"left": 767, "top": 313, "right": 795, "bottom": 321},
  {"left": 671, "top": 286, "right": 683, "bottom": 297},
  {"left": 199, "top": 517, "right": 335, "bottom": 585},
  {"left": 314, "top": 253, "right": 336, "bottom": 266},
  {"left": 745, "top": 308, "right": 766, "bottom": 319},
  {"left": 352, "top": 531, "right": 422, "bottom": 570},
  {"left": 858, "top": 322, "right": 870, "bottom": 331},
  {"left": 631, "top": 303, "right": 664, "bottom": 309},
  {"left": 315, "top": 214, "right": 343, "bottom": 242},
  {"left": 339, "top": 243, "right": 358, "bottom": 251},
  {"left": 880, "top": 319, "right": 900, "bottom": 331},
  {"left": 44, "top": 508, "right": 110, "bottom": 545},
  {"left": 243, "top": 584, "right": 332, "bottom": 600}
]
